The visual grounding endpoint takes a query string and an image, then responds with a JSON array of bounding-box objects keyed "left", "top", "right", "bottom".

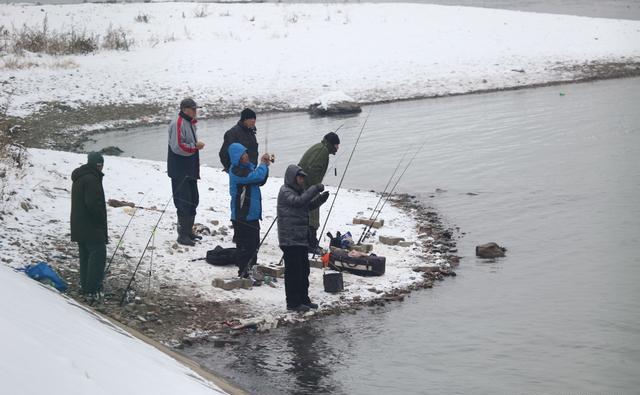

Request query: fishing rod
[
  {"left": 359, "top": 140, "right": 427, "bottom": 244},
  {"left": 119, "top": 177, "right": 187, "bottom": 306},
  {"left": 104, "top": 190, "right": 149, "bottom": 276},
  {"left": 273, "top": 122, "right": 346, "bottom": 266},
  {"left": 147, "top": 228, "right": 156, "bottom": 292},
  {"left": 356, "top": 146, "right": 411, "bottom": 244},
  {"left": 314, "top": 108, "right": 372, "bottom": 259}
]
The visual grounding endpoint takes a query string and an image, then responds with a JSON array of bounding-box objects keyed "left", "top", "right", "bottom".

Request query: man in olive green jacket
[
  {"left": 297, "top": 132, "right": 340, "bottom": 253},
  {"left": 70, "top": 152, "right": 108, "bottom": 296}
]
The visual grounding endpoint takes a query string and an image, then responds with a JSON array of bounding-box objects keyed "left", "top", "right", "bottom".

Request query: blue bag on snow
[{"left": 20, "top": 262, "right": 68, "bottom": 292}]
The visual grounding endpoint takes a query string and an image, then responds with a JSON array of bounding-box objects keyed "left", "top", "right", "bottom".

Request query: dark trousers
[
  {"left": 281, "top": 246, "right": 311, "bottom": 308},
  {"left": 233, "top": 220, "right": 260, "bottom": 277},
  {"left": 78, "top": 241, "right": 106, "bottom": 294},
  {"left": 171, "top": 177, "right": 199, "bottom": 217},
  {"left": 308, "top": 226, "right": 319, "bottom": 249}
]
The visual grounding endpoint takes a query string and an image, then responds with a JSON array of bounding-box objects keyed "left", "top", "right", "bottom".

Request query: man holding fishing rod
[
  {"left": 219, "top": 108, "right": 264, "bottom": 172},
  {"left": 298, "top": 132, "right": 340, "bottom": 254},
  {"left": 227, "top": 142, "right": 272, "bottom": 279},
  {"left": 277, "top": 165, "right": 330, "bottom": 312},
  {"left": 167, "top": 98, "right": 206, "bottom": 247}
]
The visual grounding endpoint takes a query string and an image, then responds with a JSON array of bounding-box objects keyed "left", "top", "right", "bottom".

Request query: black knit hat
[
  {"left": 324, "top": 132, "right": 341, "bottom": 145},
  {"left": 180, "top": 98, "right": 198, "bottom": 110},
  {"left": 240, "top": 108, "right": 256, "bottom": 121},
  {"left": 87, "top": 152, "right": 104, "bottom": 166}
]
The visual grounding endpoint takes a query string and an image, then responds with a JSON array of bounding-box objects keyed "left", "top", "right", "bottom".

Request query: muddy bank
[
  {"left": 5, "top": 60, "right": 640, "bottom": 153},
  {"left": 10, "top": 192, "right": 459, "bottom": 348}
]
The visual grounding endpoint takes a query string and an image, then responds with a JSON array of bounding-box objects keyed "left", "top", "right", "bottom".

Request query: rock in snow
[{"left": 309, "top": 91, "right": 362, "bottom": 116}]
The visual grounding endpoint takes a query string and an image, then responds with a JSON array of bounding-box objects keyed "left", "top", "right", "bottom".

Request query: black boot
[
  {"left": 187, "top": 215, "right": 202, "bottom": 241},
  {"left": 176, "top": 214, "right": 195, "bottom": 246}
]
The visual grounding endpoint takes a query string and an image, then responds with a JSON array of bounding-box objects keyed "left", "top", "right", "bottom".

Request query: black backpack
[{"left": 205, "top": 245, "right": 237, "bottom": 266}]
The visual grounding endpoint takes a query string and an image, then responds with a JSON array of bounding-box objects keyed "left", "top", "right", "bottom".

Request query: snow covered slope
[
  {"left": 1, "top": 2, "right": 639, "bottom": 117},
  {"left": 0, "top": 264, "right": 228, "bottom": 395}
]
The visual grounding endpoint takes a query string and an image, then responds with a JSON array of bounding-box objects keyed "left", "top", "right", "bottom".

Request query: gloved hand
[
  {"left": 316, "top": 184, "right": 325, "bottom": 192},
  {"left": 318, "top": 191, "right": 330, "bottom": 204}
]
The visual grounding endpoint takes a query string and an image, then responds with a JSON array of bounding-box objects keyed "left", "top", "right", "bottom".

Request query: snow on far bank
[
  {"left": 0, "top": 148, "right": 439, "bottom": 325},
  {"left": 0, "top": 264, "right": 228, "bottom": 395},
  {"left": 1, "top": 2, "right": 639, "bottom": 117}
]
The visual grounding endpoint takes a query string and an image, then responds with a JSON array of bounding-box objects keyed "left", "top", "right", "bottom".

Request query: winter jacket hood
[
  {"left": 284, "top": 164, "right": 304, "bottom": 192},
  {"left": 228, "top": 143, "right": 269, "bottom": 222},
  {"left": 72, "top": 164, "right": 103, "bottom": 182},
  {"left": 277, "top": 171, "right": 326, "bottom": 247},
  {"left": 229, "top": 143, "right": 250, "bottom": 169},
  {"left": 70, "top": 164, "right": 108, "bottom": 243}
]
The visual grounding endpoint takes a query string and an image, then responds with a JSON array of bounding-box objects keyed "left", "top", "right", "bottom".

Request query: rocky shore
[
  {"left": 0, "top": 148, "right": 459, "bottom": 349},
  {"left": 25, "top": 193, "right": 459, "bottom": 349}
]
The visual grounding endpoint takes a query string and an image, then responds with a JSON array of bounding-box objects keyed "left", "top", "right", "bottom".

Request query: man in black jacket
[
  {"left": 219, "top": 108, "right": 259, "bottom": 172},
  {"left": 70, "top": 152, "right": 108, "bottom": 296}
]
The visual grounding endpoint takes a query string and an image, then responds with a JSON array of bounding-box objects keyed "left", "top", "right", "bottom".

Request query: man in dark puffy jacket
[
  {"left": 167, "top": 98, "right": 205, "bottom": 246},
  {"left": 228, "top": 143, "right": 271, "bottom": 278},
  {"left": 277, "top": 164, "right": 330, "bottom": 312},
  {"left": 298, "top": 132, "right": 340, "bottom": 253},
  {"left": 70, "top": 152, "right": 108, "bottom": 296},
  {"left": 219, "top": 108, "right": 259, "bottom": 172}
]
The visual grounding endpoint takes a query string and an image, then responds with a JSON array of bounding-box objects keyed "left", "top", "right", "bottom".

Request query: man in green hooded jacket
[
  {"left": 297, "top": 132, "right": 340, "bottom": 253},
  {"left": 70, "top": 152, "right": 108, "bottom": 297}
]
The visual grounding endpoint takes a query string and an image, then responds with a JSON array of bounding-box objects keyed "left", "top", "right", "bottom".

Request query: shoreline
[
  {"left": 65, "top": 193, "right": 460, "bottom": 349},
  {"left": 0, "top": 148, "right": 459, "bottom": 350},
  {"left": 5, "top": 65, "right": 640, "bottom": 153}
]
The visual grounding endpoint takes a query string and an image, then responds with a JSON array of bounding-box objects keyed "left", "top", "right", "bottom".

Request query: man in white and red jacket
[{"left": 167, "top": 98, "right": 205, "bottom": 246}]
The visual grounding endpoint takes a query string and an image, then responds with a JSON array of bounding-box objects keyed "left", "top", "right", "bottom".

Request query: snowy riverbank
[
  {"left": 1, "top": 2, "right": 640, "bottom": 121},
  {"left": 0, "top": 263, "right": 237, "bottom": 394},
  {"left": 0, "top": 148, "right": 454, "bottom": 345}
]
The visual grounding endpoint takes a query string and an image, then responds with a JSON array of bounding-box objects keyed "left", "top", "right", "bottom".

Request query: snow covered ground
[
  {"left": 0, "top": 263, "right": 229, "bottom": 395},
  {"left": 0, "top": 148, "right": 442, "bottom": 326},
  {"left": 1, "top": 2, "right": 639, "bottom": 117}
]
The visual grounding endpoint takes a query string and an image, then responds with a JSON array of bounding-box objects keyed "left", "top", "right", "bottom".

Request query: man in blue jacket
[{"left": 228, "top": 143, "right": 271, "bottom": 278}]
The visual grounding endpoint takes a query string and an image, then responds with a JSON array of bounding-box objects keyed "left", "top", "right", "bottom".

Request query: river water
[{"left": 86, "top": 77, "right": 640, "bottom": 394}]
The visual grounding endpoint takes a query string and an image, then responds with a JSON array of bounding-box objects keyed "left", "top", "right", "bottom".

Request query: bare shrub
[
  {"left": 0, "top": 25, "right": 10, "bottom": 53},
  {"left": 134, "top": 13, "right": 150, "bottom": 23},
  {"left": 193, "top": 5, "right": 209, "bottom": 18},
  {"left": 11, "top": 16, "right": 98, "bottom": 55},
  {"left": 0, "top": 89, "right": 28, "bottom": 210},
  {"left": 1, "top": 57, "right": 38, "bottom": 70},
  {"left": 50, "top": 58, "right": 78, "bottom": 69},
  {"left": 148, "top": 35, "right": 160, "bottom": 48},
  {"left": 102, "top": 25, "right": 134, "bottom": 51}
]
